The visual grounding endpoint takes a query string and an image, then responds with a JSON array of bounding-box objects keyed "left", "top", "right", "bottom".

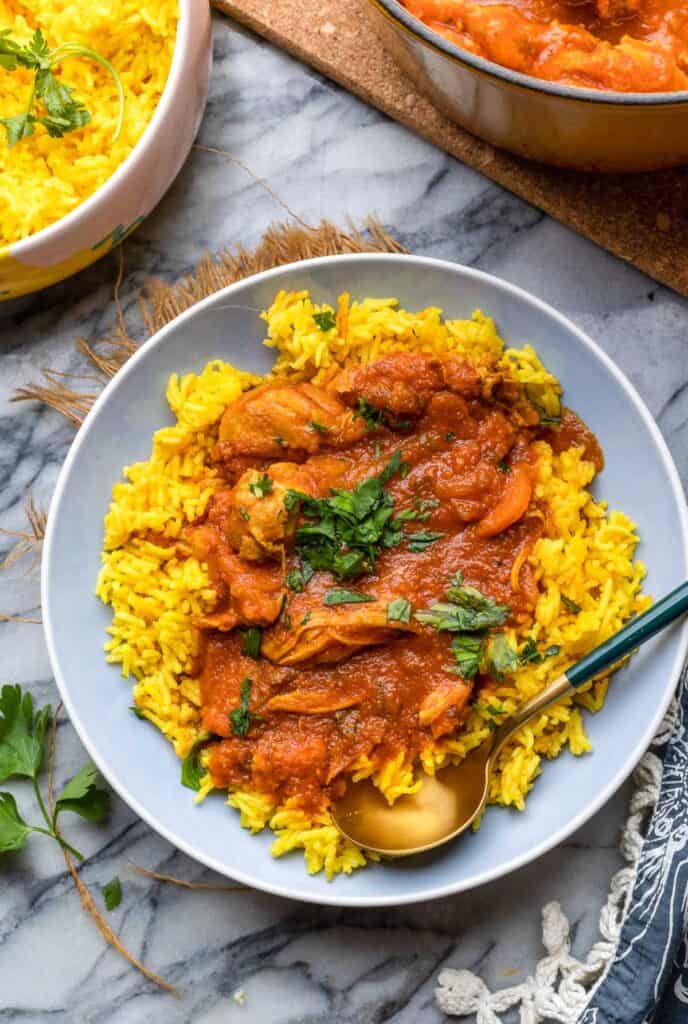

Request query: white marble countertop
[{"left": 2, "top": 13, "right": 687, "bottom": 1024}]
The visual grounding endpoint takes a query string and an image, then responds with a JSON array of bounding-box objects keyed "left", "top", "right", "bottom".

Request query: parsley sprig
[
  {"left": 230, "top": 678, "right": 260, "bottom": 738},
  {"left": 0, "top": 28, "right": 124, "bottom": 148},
  {"left": 0, "top": 685, "right": 110, "bottom": 858}
]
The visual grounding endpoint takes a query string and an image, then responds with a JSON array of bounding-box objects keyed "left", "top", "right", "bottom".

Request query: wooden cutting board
[{"left": 212, "top": 0, "right": 688, "bottom": 296}]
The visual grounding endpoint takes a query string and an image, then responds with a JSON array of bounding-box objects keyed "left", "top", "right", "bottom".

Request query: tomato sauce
[
  {"left": 402, "top": 0, "right": 688, "bottom": 92},
  {"left": 187, "top": 354, "right": 600, "bottom": 813}
]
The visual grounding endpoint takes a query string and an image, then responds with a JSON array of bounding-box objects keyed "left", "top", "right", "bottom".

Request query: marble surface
[{"left": 1, "top": 12, "right": 687, "bottom": 1024}]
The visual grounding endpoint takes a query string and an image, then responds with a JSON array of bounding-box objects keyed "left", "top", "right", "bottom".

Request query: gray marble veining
[{"left": 1, "top": 12, "right": 686, "bottom": 1024}]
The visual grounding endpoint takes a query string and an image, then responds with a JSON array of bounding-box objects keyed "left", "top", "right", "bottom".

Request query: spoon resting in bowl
[{"left": 331, "top": 580, "right": 688, "bottom": 857}]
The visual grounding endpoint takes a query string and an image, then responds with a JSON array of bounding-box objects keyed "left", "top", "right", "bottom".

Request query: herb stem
[
  {"left": 32, "top": 775, "right": 52, "bottom": 832},
  {"left": 50, "top": 44, "right": 125, "bottom": 142},
  {"left": 32, "top": 776, "right": 84, "bottom": 859}
]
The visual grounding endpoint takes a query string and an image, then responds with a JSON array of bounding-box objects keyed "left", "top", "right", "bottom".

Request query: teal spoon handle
[{"left": 567, "top": 580, "right": 688, "bottom": 688}]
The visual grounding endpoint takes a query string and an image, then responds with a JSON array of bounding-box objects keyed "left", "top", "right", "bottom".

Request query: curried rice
[
  {"left": 97, "top": 292, "right": 650, "bottom": 880},
  {"left": 0, "top": 0, "right": 178, "bottom": 246}
]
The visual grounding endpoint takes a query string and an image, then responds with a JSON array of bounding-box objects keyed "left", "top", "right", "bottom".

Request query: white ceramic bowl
[
  {"left": 42, "top": 254, "right": 688, "bottom": 907},
  {"left": 0, "top": 0, "right": 212, "bottom": 301}
]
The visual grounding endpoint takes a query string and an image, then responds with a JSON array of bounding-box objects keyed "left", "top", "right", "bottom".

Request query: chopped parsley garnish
[
  {"left": 313, "top": 310, "right": 337, "bottom": 332},
  {"left": 0, "top": 28, "right": 125, "bottom": 149},
  {"left": 230, "top": 679, "right": 259, "bottom": 738},
  {"left": 407, "top": 530, "right": 444, "bottom": 553},
  {"left": 284, "top": 452, "right": 406, "bottom": 580},
  {"left": 285, "top": 561, "right": 314, "bottom": 592},
  {"left": 323, "top": 588, "right": 375, "bottom": 606},
  {"left": 180, "top": 738, "right": 207, "bottom": 791},
  {"left": 473, "top": 700, "right": 508, "bottom": 731},
  {"left": 272, "top": 436, "right": 286, "bottom": 447},
  {"left": 241, "top": 627, "right": 262, "bottom": 660},
  {"left": 519, "top": 637, "right": 560, "bottom": 665},
  {"left": 130, "top": 705, "right": 147, "bottom": 720},
  {"left": 416, "top": 574, "right": 515, "bottom": 683},
  {"left": 301, "top": 611, "right": 312, "bottom": 626},
  {"left": 561, "top": 595, "right": 582, "bottom": 615},
  {"left": 249, "top": 474, "right": 273, "bottom": 498},
  {"left": 239, "top": 508, "right": 250, "bottom": 522},
  {"left": 497, "top": 460, "right": 511, "bottom": 474},
  {"left": 525, "top": 383, "right": 561, "bottom": 427},
  {"left": 354, "top": 398, "right": 385, "bottom": 431},
  {"left": 386, "top": 597, "right": 412, "bottom": 623},
  {"left": 309, "top": 420, "right": 329, "bottom": 434},
  {"left": 445, "top": 432, "right": 456, "bottom": 442},
  {"left": 449, "top": 634, "right": 485, "bottom": 680},
  {"left": 484, "top": 634, "right": 519, "bottom": 680},
  {"left": 103, "top": 877, "right": 122, "bottom": 912}
]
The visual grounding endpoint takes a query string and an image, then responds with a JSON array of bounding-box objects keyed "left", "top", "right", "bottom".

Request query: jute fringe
[{"left": 11, "top": 217, "right": 406, "bottom": 425}]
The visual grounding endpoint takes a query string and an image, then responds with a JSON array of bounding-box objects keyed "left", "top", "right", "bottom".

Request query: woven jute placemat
[{"left": 213, "top": 0, "right": 688, "bottom": 296}]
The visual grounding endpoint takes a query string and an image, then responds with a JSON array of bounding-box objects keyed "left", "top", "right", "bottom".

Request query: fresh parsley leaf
[
  {"left": 562, "top": 595, "right": 582, "bottom": 615},
  {"left": 130, "top": 705, "right": 147, "bottom": 720},
  {"left": 386, "top": 597, "right": 412, "bottom": 623},
  {"left": 272, "top": 436, "right": 286, "bottom": 447},
  {"left": 180, "top": 739, "right": 206, "bottom": 791},
  {"left": 544, "top": 644, "right": 561, "bottom": 658},
  {"left": 301, "top": 611, "right": 312, "bottom": 626},
  {"left": 0, "top": 792, "right": 32, "bottom": 853},
  {"left": 378, "top": 451, "right": 403, "bottom": 484},
  {"left": 485, "top": 634, "right": 519, "bottom": 680},
  {"left": 1, "top": 113, "right": 35, "bottom": 147},
  {"left": 323, "top": 588, "right": 375, "bottom": 606},
  {"left": 415, "top": 574, "right": 510, "bottom": 632},
  {"left": 285, "top": 561, "right": 314, "bottom": 592},
  {"left": 0, "top": 684, "right": 51, "bottom": 783},
  {"left": 407, "top": 531, "right": 444, "bottom": 553},
  {"left": 526, "top": 384, "right": 561, "bottom": 427},
  {"left": 249, "top": 473, "right": 273, "bottom": 498},
  {"left": 55, "top": 761, "right": 110, "bottom": 823},
  {"left": 230, "top": 678, "right": 259, "bottom": 738},
  {"left": 354, "top": 398, "right": 385, "bottom": 431},
  {"left": 449, "top": 634, "right": 485, "bottom": 679},
  {"left": 497, "top": 460, "right": 511, "bottom": 474},
  {"left": 309, "top": 420, "right": 329, "bottom": 434},
  {"left": 473, "top": 700, "right": 508, "bottom": 729},
  {"left": 519, "top": 637, "right": 541, "bottom": 664},
  {"left": 241, "top": 627, "right": 262, "bottom": 660},
  {"left": 103, "top": 876, "right": 122, "bottom": 911},
  {"left": 445, "top": 432, "right": 456, "bottom": 442},
  {"left": 313, "top": 310, "right": 337, "bottom": 332}
]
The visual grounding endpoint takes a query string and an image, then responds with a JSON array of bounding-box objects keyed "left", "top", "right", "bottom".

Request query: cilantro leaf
[
  {"left": 519, "top": 636, "right": 540, "bottom": 664},
  {"left": 0, "top": 684, "right": 51, "bottom": 783},
  {"left": 230, "top": 678, "right": 259, "bottom": 738},
  {"left": 249, "top": 473, "right": 273, "bottom": 498},
  {"left": 102, "top": 876, "right": 122, "bottom": 911},
  {"left": 354, "top": 398, "right": 385, "bottom": 431},
  {"left": 407, "top": 530, "right": 444, "bottom": 553},
  {"left": 386, "top": 597, "right": 412, "bottom": 623},
  {"left": 323, "top": 588, "right": 375, "bottom": 606},
  {"left": 313, "top": 310, "right": 337, "bottom": 332},
  {"left": 54, "top": 761, "right": 110, "bottom": 823},
  {"left": 1, "top": 113, "right": 36, "bottom": 147},
  {"left": 309, "top": 420, "right": 329, "bottom": 434},
  {"left": 562, "top": 595, "right": 582, "bottom": 615},
  {"left": 241, "top": 627, "right": 262, "bottom": 660},
  {"left": 544, "top": 644, "right": 561, "bottom": 658},
  {"left": 181, "top": 738, "right": 206, "bottom": 791},
  {"left": 0, "top": 792, "right": 32, "bottom": 853},
  {"left": 285, "top": 560, "right": 314, "bottom": 592},
  {"left": 485, "top": 634, "right": 519, "bottom": 680},
  {"left": 449, "top": 634, "right": 485, "bottom": 680}
]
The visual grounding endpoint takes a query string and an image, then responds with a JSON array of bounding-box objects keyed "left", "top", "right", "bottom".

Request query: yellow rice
[
  {"left": 0, "top": 0, "right": 178, "bottom": 246},
  {"left": 97, "top": 292, "right": 650, "bottom": 880}
]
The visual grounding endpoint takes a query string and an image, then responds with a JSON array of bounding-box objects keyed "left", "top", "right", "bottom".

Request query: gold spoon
[{"left": 331, "top": 580, "right": 688, "bottom": 857}]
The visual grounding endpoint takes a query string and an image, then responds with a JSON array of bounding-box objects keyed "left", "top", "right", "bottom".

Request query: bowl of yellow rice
[
  {"left": 42, "top": 255, "right": 688, "bottom": 906},
  {"left": 0, "top": 0, "right": 211, "bottom": 301}
]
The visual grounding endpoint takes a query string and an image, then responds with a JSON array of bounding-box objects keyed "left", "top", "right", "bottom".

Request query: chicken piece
[
  {"left": 225, "top": 456, "right": 348, "bottom": 562},
  {"left": 215, "top": 381, "right": 365, "bottom": 461},
  {"left": 262, "top": 601, "right": 420, "bottom": 666},
  {"left": 419, "top": 679, "right": 472, "bottom": 738},
  {"left": 595, "top": 0, "right": 641, "bottom": 18},
  {"left": 264, "top": 690, "right": 364, "bottom": 714},
  {"left": 331, "top": 351, "right": 482, "bottom": 418},
  {"left": 186, "top": 525, "right": 285, "bottom": 628}
]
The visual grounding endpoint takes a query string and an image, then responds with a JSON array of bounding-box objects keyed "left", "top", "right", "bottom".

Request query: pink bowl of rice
[{"left": 0, "top": 0, "right": 211, "bottom": 300}]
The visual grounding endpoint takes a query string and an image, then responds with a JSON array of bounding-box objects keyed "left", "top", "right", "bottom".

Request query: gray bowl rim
[
  {"left": 373, "top": 0, "right": 688, "bottom": 107},
  {"left": 41, "top": 252, "right": 688, "bottom": 907}
]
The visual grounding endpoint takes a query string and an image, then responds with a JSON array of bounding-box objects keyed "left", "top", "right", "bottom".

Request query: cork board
[{"left": 212, "top": 0, "right": 688, "bottom": 296}]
